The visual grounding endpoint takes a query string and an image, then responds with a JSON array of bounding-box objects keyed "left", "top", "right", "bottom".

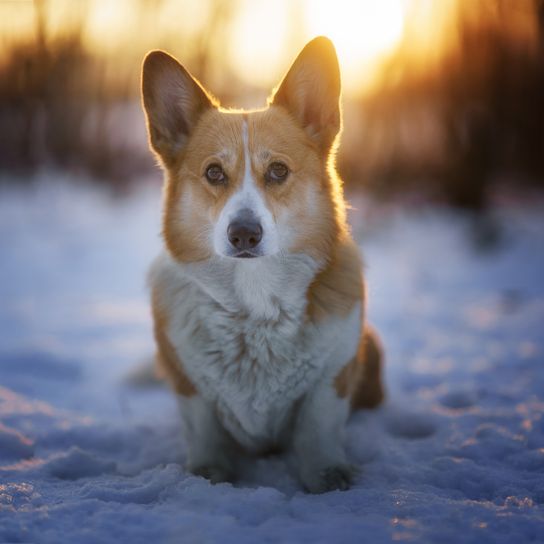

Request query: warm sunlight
[
  {"left": 304, "top": 0, "right": 406, "bottom": 91},
  {"left": 83, "top": 0, "right": 138, "bottom": 51},
  {"left": 228, "top": 0, "right": 293, "bottom": 93},
  {"left": 2, "top": 0, "right": 407, "bottom": 94},
  {"left": 229, "top": 0, "right": 407, "bottom": 94},
  {"left": 2, "top": 0, "right": 544, "bottom": 540}
]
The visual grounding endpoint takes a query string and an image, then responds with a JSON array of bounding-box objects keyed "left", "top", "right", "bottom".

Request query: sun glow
[
  {"left": 1, "top": 0, "right": 409, "bottom": 96},
  {"left": 304, "top": 0, "right": 406, "bottom": 92},
  {"left": 229, "top": 0, "right": 406, "bottom": 95}
]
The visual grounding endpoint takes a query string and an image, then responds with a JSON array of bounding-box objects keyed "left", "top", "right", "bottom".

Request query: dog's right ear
[{"left": 141, "top": 51, "right": 214, "bottom": 166}]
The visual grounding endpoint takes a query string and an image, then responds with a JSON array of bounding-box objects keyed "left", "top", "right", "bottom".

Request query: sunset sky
[
  {"left": 0, "top": 0, "right": 540, "bottom": 98},
  {"left": 0, "top": 0, "right": 417, "bottom": 94}
]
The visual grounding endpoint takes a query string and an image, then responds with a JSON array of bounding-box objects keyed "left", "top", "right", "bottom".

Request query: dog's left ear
[{"left": 271, "top": 36, "right": 341, "bottom": 151}]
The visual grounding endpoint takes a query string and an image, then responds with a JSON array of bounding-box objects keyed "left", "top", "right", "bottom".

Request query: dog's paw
[
  {"left": 191, "top": 464, "right": 234, "bottom": 484},
  {"left": 302, "top": 463, "right": 358, "bottom": 494}
]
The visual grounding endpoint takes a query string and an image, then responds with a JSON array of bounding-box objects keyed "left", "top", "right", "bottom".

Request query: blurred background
[
  {"left": 1, "top": 0, "right": 544, "bottom": 209},
  {"left": 1, "top": 6, "right": 543, "bottom": 531}
]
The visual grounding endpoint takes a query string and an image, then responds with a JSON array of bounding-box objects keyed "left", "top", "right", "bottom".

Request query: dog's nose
[{"left": 228, "top": 210, "right": 263, "bottom": 251}]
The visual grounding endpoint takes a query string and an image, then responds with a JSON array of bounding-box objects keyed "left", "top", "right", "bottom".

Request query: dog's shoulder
[
  {"left": 307, "top": 234, "right": 364, "bottom": 323},
  {"left": 148, "top": 252, "right": 199, "bottom": 396}
]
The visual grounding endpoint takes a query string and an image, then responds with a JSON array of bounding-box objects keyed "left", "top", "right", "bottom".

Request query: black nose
[{"left": 227, "top": 211, "right": 263, "bottom": 251}]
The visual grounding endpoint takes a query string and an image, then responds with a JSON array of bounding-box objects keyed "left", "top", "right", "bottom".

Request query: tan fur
[
  {"left": 143, "top": 44, "right": 384, "bottom": 405},
  {"left": 141, "top": 50, "right": 217, "bottom": 167},
  {"left": 307, "top": 235, "right": 363, "bottom": 322},
  {"left": 271, "top": 35, "right": 341, "bottom": 153},
  {"left": 151, "top": 288, "right": 196, "bottom": 397},
  {"left": 249, "top": 107, "right": 344, "bottom": 264},
  {"left": 162, "top": 111, "right": 245, "bottom": 262},
  {"left": 334, "top": 325, "right": 385, "bottom": 409},
  {"left": 141, "top": 37, "right": 385, "bottom": 493},
  {"left": 159, "top": 104, "right": 348, "bottom": 267}
]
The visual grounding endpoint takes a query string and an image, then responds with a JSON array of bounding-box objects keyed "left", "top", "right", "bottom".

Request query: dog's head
[{"left": 142, "top": 37, "right": 346, "bottom": 264}]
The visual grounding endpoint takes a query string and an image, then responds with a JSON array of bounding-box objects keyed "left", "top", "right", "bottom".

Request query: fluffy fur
[{"left": 141, "top": 36, "right": 384, "bottom": 493}]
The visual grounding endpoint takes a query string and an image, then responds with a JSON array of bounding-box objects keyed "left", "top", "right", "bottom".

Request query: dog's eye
[
  {"left": 205, "top": 164, "right": 227, "bottom": 185},
  {"left": 265, "top": 161, "right": 289, "bottom": 183}
]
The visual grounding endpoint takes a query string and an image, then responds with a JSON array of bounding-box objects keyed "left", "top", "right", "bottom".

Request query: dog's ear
[
  {"left": 142, "top": 51, "right": 214, "bottom": 166},
  {"left": 271, "top": 36, "right": 341, "bottom": 151}
]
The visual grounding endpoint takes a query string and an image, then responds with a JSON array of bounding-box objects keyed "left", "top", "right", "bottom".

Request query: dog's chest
[
  {"left": 153, "top": 253, "right": 362, "bottom": 451},
  {"left": 176, "top": 285, "right": 325, "bottom": 448},
  {"left": 160, "top": 256, "right": 333, "bottom": 449}
]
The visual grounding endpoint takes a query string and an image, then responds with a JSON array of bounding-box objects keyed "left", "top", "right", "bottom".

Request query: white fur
[
  {"left": 150, "top": 250, "right": 362, "bottom": 489},
  {"left": 212, "top": 121, "right": 279, "bottom": 257},
  {"left": 178, "top": 395, "right": 236, "bottom": 481}
]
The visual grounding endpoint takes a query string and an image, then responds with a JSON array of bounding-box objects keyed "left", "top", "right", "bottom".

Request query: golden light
[
  {"left": 83, "top": 0, "right": 138, "bottom": 52},
  {"left": 228, "top": 0, "right": 293, "bottom": 92},
  {"left": 303, "top": 0, "right": 406, "bottom": 92},
  {"left": 228, "top": 0, "right": 406, "bottom": 95},
  {"left": 1, "top": 0, "right": 410, "bottom": 95}
]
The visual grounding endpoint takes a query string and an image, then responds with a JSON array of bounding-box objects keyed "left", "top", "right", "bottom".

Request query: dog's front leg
[
  {"left": 178, "top": 395, "right": 237, "bottom": 484},
  {"left": 293, "top": 379, "right": 355, "bottom": 493}
]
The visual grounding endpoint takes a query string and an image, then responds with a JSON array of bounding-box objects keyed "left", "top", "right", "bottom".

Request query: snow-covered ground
[{"left": 1, "top": 175, "right": 543, "bottom": 543}]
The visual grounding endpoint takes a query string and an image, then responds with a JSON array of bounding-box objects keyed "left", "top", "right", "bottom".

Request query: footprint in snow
[{"left": 384, "top": 405, "right": 438, "bottom": 440}]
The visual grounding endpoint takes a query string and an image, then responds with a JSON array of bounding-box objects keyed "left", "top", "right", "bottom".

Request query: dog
[{"left": 141, "top": 36, "right": 384, "bottom": 493}]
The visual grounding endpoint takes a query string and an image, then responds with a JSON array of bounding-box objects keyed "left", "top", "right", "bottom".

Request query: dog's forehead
[
  {"left": 248, "top": 108, "right": 308, "bottom": 151},
  {"left": 190, "top": 107, "right": 306, "bottom": 158},
  {"left": 189, "top": 110, "right": 244, "bottom": 152}
]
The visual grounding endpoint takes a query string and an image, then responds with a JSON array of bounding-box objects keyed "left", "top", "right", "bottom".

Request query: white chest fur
[{"left": 150, "top": 252, "right": 361, "bottom": 451}]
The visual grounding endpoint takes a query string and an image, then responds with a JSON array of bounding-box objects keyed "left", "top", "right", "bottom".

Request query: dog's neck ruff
[{"left": 176, "top": 252, "right": 322, "bottom": 321}]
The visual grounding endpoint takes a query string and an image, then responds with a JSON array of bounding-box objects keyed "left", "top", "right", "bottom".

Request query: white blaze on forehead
[
  {"left": 239, "top": 120, "right": 262, "bottom": 204},
  {"left": 242, "top": 121, "right": 252, "bottom": 192},
  {"left": 212, "top": 119, "right": 279, "bottom": 257}
]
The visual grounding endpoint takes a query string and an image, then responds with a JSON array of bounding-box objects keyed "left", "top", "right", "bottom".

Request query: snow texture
[{"left": 0, "top": 175, "right": 543, "bottom": 543}]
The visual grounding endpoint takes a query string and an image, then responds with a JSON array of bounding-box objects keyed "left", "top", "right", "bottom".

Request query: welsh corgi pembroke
[{"left": 141, "top": 37, "right": 384, "bottom": 493}]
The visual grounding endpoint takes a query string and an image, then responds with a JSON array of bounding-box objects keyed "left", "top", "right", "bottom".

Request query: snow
[{"left": 1, "top": 175, "right": 543, "bottom": 543}]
